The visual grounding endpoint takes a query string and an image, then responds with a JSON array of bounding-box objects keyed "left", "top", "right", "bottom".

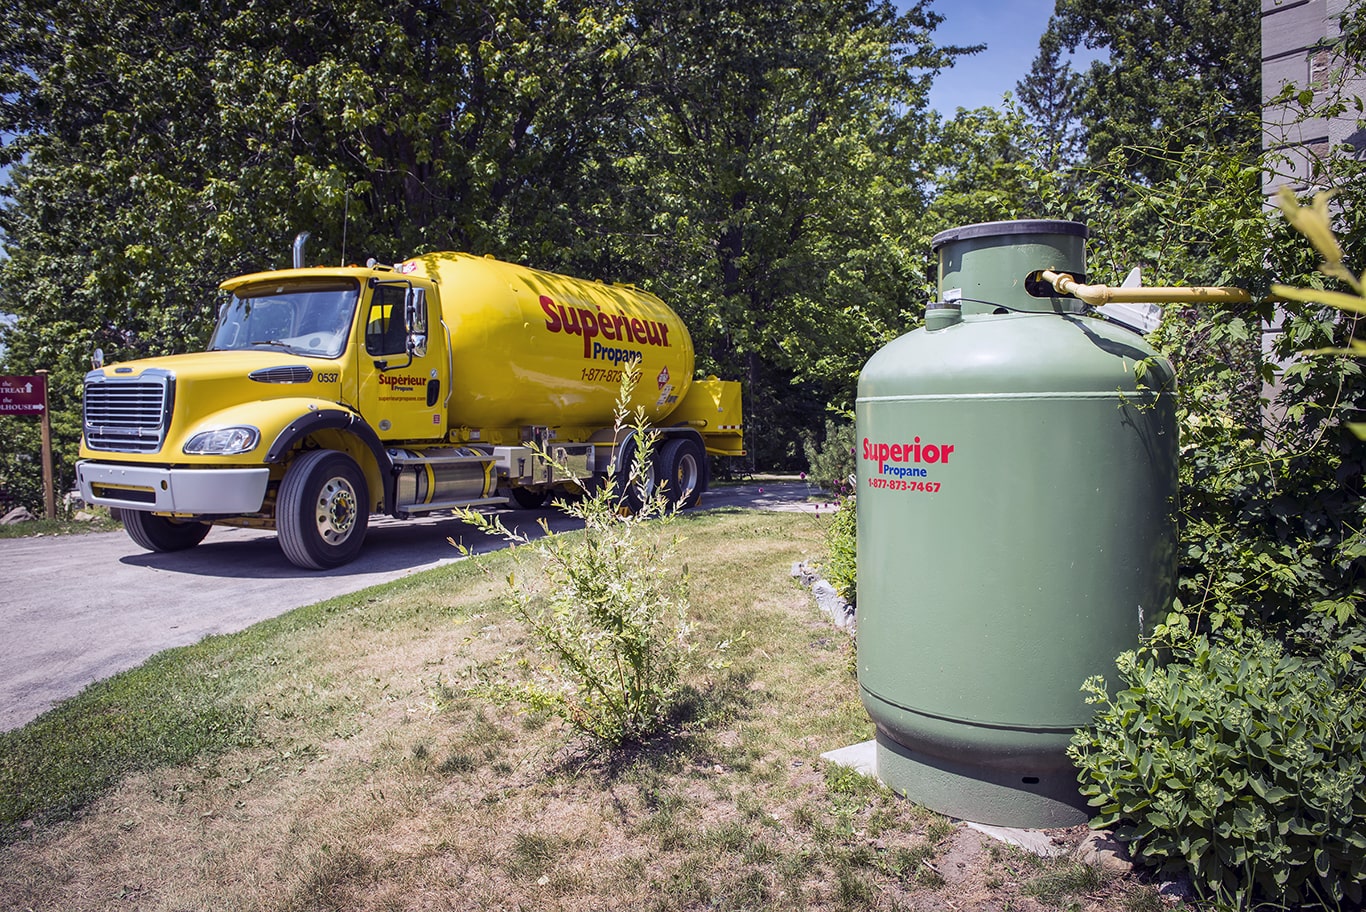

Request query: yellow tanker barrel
[{"left": 398, "top": 252, "right": 696, "bottom": 431}]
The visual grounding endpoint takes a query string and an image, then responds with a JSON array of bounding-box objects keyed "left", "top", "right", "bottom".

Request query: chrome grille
[{"left": 83, "top": 369, "right": 174, "bottom": 453}]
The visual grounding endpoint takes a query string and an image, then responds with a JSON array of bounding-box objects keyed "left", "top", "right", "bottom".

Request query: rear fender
[
  {"left": 668, "top": 378, "right": 745, "bottom": 457},
  {"left": 610, "top": 426, "right": 706, "bottom": 473}
]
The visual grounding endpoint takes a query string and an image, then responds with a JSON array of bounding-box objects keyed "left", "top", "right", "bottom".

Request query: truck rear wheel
[
  {"left": 278, "top": 450, "right": 369, "bottom": 570},
  {"left": 510, "top": 486, "right": 549, "bottom": 509},
  {"left": 120, "top": 509, "right": 211, "bottom": 552},
  {"left": 659, "top": 437, "right": 707, "bottom": 508},
  {"left": 610, "top": 436, "right": 657, "bottom": 512}
]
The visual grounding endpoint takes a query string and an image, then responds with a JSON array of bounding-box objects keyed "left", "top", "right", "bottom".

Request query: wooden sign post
[{"left": 0, "top": 372, "right": 55, "bottom": 519}]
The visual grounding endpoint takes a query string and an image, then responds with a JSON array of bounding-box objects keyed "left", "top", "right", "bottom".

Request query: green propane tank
[{"left": 855, "top": 220, "right": 1178, "bottom": 827}]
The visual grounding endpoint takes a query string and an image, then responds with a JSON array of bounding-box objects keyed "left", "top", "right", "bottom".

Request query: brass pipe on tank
[{"left": 1040, "top": 270, "right": 1252, "bottom": 306}]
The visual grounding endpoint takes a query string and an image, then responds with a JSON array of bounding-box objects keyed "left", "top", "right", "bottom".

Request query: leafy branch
[{"left": 1272, "top": 189, "right": 1366, "bottom": 441}]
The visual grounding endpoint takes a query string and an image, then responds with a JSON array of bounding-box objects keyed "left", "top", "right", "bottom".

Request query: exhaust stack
[{"left": 293, "top": 231, "right": 311, "bottom": 269}]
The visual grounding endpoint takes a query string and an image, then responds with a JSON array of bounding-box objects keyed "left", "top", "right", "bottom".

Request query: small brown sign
[{"left": 0, "top": 375, "right": 46, "bottom": 415}]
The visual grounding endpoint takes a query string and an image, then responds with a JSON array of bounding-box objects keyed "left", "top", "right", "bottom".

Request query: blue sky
[{"left": 918, "top": 0, "right": 1089, "bottom": 114}]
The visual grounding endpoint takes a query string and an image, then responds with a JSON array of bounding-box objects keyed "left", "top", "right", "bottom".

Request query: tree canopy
[
  {"left": 0, "top": 0, "right": 970, "bottom": 484},
  {"left": 1044, "top": 0, "right": 1261, "bottom": 186},
  {"left": 0, "top": 0, "right": 1348, "bottom": 495}
]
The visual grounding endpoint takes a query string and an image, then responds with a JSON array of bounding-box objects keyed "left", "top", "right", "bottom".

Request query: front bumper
[{"left": 76, "top": 461, "right": 270, "bottom": 514}]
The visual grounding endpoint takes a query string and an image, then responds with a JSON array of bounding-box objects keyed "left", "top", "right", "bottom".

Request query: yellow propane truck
[{"left": 76, "top": 237, "right": 745, "bottom": 569}]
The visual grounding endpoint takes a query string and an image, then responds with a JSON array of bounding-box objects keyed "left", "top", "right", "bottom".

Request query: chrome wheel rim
[
  {"left": 315, "top": 476, "right": 359, "bottom": 544},
  {"left": 674, "top": 452, "right": 699, "bottom": 500}
]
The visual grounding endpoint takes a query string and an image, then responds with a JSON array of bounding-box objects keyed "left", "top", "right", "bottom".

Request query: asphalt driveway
[{"left": 0, "top": 481, "right": 820, "bottom": 731}]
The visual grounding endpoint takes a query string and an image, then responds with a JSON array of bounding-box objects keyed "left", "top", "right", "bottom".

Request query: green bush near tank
[
  {"left": 823, "top": 495, "right": 857, "bottom": 605},
  {"left": 801, "top": 419, "right": 856, "bottom": 497},
  {"left": 1068, "top": 629, "right": 1366, "bottom": 910},
  {"left": 1066, "top": 180, "right": 1366, "bottom": 910}
]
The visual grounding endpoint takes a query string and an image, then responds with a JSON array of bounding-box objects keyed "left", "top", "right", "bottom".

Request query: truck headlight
[{"left": 183, "top": 426, "right": 260, "bottom": 455}]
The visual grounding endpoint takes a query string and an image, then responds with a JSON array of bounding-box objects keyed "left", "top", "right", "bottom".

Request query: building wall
[{"left": 1262, "top": 0, "right": 1366, "bottom": 193}]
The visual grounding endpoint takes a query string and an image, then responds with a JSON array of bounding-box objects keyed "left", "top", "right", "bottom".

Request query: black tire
[
  {"left": 658, "top": 437, "right": 708, "bottom": 508},
  {"left": 510, "top": 486, "right": 549, "bottom": 509},
  {"left": 121, "top": 509, "right": 211, "bottom": 552},
  {"left": 609, "top": 436, "right": 657, "bottom": 512},
  {"left": 277, "top": 450, "right": 369, "bottom": 570}
]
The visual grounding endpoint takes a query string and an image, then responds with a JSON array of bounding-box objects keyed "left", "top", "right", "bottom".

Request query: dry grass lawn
[{"left": 0, "top": 509, "right": 1169, "bottom": 911}]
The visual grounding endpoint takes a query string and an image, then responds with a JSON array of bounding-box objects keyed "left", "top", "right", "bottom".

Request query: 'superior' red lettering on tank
[
  {"left": 540, "top": 294, "right": 671, "bottom": 358},
  {"left": 862, "top": 436, "right": 955, "bottom": 472}
]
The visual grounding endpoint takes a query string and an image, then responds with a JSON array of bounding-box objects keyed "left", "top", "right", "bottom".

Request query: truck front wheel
[
  {"left": 278, "top": 450, "right": 369, "bottom": 570},
  {"left": 120, "top": 509, "right": 211, "bottom": 552}
]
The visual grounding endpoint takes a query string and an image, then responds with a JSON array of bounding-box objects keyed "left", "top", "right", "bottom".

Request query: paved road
[{"left": 0, "top": 482, "right": 819, "bottom": 732}]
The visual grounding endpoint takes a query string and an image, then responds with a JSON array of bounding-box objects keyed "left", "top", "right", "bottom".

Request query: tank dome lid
[{"left": 931, "top": 220, "right": 1089, "bottom": 251}]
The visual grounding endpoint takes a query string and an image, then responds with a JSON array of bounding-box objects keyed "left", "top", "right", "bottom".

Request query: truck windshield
[{"left": 208, "top": 279, "right": 359, "bottom": 358}]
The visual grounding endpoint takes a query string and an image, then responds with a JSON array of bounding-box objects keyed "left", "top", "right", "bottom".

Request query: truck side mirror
[{"left": 406, "top": 288, "right": 428, "bottom": 358}]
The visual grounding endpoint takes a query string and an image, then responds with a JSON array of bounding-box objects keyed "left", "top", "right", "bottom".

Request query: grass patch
[
  {"left": 0, "top": 510, "right": 1154, "bottom": 910},
  {"left": 0, "top": 511, "right": 122, "bottom": 538},
  {"left": 1023, "top": 860, "right": 1110, "bottom": 904},
  {"left": 0, "top": 559, "right": 498, "bottom": 844},
  {"left": 0, "top": 646, "right": 255, "bottom": 842},
  {"left": 823, "top": 761, "right": 884, "bottom": 801},
  {"left": 507, "top": 832, "right": 567, "bottom": 878}
]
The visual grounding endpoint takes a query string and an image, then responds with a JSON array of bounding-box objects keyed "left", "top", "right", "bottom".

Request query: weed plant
[{"left": 452, "top": 371, "right": 708, "bottom": 747}]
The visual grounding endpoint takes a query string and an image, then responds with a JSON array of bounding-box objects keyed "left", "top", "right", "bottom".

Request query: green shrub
[
  {"left": 1068, "top": 631, "right": 1366, "bottom": 910},
  {"left": 802, "top": 419, "right": 856, "bottom": 497},
  {"left": 824, "top": 495, "right": 856, "bottom": 604},
  {"left": 452, "top": 373, "right": 700, "bottom": 747}
]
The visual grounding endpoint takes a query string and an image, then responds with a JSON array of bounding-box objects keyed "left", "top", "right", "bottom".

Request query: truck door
[{"left": 356, "top": 280, "right": 448, "bottom": 441}]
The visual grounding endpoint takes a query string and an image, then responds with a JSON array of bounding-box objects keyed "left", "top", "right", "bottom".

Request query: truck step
[{"left": 396, "top": 495, "right": 508, "bottom": 518}]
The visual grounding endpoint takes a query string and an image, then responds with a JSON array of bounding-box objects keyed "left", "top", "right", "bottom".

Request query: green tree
[
  {"left": 1042, "top": 0, "right": 1365, "bottom": 640},
  {"left": 1066, "top": 9, "right": 1366, "bottom": 904},
  {"left": 1047, "top": 0, "right": 1261, "bottom": 189},
  {"left": 0, "top": 0, "right": 652, "bottom": 347},
  {"left": 1, "top": 0, "right": 238, "bottom": 503},
  {"left": 0, "top": 0, "right": 657, "bottom": 495},
  {"left": 206, "top": 0, "right": 647, "bottom": 268},
  {"left": 1014, "top": 27, "right": 1083, "bottom": 173},
  {"left": 625, "top": 0, "right": 970, "bottom": 466},
  {"left": 921, "top": 100, "right": 1080, "bottom": 242}
]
